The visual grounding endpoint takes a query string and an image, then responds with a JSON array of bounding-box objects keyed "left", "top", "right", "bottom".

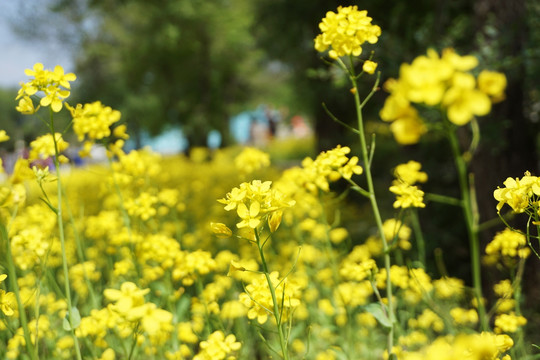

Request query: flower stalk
[
  {"left": 344, "top": 56, "right": 396, "bottom": 351},
  {"left": 444, "top": 120, "right": 487, "bottom": 331},
  {"left": 254, "top": 228, "right": 290, "bottom": 360},
  {"left": 49, "top": 110, "right": 83, "bottom": 360}
]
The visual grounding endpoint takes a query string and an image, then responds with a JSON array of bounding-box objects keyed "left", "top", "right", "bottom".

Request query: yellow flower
[
  {"left": 239, "top": 271, "right": 302, "bottom": 324},
  {"left": 17, "top": 63, "right": 76, "bottom": 113},
  {"left": 104, "top": 282, "right": 150, "bottom": 316},
  {"left": 124, "top": 192, "right": 159, "bottom": 221},
  {"left": 219, "top": 180, "right": 294, "bottom": 231},
  {"left": 29, "top": 133, "right": 69, "bottom": 161},
  {"left": 0, "top": 130, "right": 10, "bottom": 142},
  {"left": 389, "top": 113, "right": 427, "bottom": 145},
  {"left": 478, "top": 70, "right": 507, "bottom": 102},
  {"left": 486, "top": 228, "right": 529, "bottom": 259},
  {"left": 443, "top": 72, "right": 491, "bottom": 125},
  {"left": 450, "top": 307, "right": 479, "bottom": 325},
  {"left": 126, "top": 302, "right": 173, "bottom": 337},
  {"left": 494, "top": 313, "right": 527, "bottom": 334},
  {"left": 394, "top": 160, "right": 428, "bottom": 185},
  {"left": 389, "top": 180, "right": 425, "bottom": 208},
  {"left": 193, "top": 331, "right": 241, "bottom": 360},
  {"left": 15, "top": 96, "right": 38, "bottom": 114},
  {"left": 236, "top": 201, "right": 261, "bottom": 229},
  {"left": 363, "top": 60, "right": 378, "bottom": 74},
  {"left": 314, "top": 6, "right": 381, "bottom": 59},
  {"left": 210, "top": 222, "right": 233, "bottom": 238},
  {"left": 67, "top": 101, "right": 122, "bottom": 142},
  {"left": 382, "top": 218, "right": 412, "bottom": 250},
  {"left": 0, "top": 274, "right": 17, "bottom": 317},
  {"left": 493, "top": 172, "right": 540, "bottom": 213},
  {"left": 234, "top": 147, "right": 271, "bottom": 174}
]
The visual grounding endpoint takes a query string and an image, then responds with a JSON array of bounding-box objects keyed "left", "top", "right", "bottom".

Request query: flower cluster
[
  {"left": 314, "top": 6, "right": 381, "bottom": 59},
  {"left": 218, "top": 180, "right": 295, "bottom": 230},
  {"left": 28, "top": 133, "right": 70, "bottom": 163},
  {"left": 389, "top": 161, "right": 427, "bottom": 209},
  {"left": 234, "top": 147, "right": 271, "bottom": 174},
  {"left": 300, "top": 145, "right": 363, "bottom": 193},
  {"left": 394, "top": 332, "right": 513, "bottom": 360},
  {"left": 193, "top": 331, "right": 241, "bottom": 360},
  {"left": 66, "top": 101, "right": 124, "bottom": 156},
  {"left": 485, "top": 228, "right": 530, "bottom": 260},
  {"left": 493, "top": 171, "right": 540, "bottom": 214},
  {"left": 101, "top": 282, "right": 174, "bottom": 345},
  {"left": 16, "top": 63, "right": 76, "bottom": 113},
  {"left": 239, "top": 271, "right": 302, "bottom": 324},
  {"left": 380, "top": 48, "right": 506, "bottom": 144}
]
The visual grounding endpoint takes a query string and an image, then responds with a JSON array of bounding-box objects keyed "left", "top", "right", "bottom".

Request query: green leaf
[
  {"left": 63, "top": 307, "right": 81, "bottom": 331},
  {"left": 364, "top": 303, "right": 392, "bottom": 329}
]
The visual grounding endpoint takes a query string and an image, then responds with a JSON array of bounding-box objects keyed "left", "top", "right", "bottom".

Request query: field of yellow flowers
[{"left": 1, "top": 5, "right": 538, "bottom": 360}]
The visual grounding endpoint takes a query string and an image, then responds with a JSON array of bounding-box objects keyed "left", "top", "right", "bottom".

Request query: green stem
[
  {"left": 254, "top": 229, "right": 289, "bottom": 360},
  {"left": 2, "top": 221, "right": 38, "bottom": 360},
  {"left": 346, "top": 56, "right": 395, "bottom": 352},
  {"left": 410, "top": 209, "right": 426, "bottom": 267},
  {"left": 512, "top": 257, "right": 527, "bottom": 358},
  {"left": 49, "top": 111, "right": 83, "bottom": 360},
  {"left": 445, "top": 121, "right": 487, "bottom": 331}
]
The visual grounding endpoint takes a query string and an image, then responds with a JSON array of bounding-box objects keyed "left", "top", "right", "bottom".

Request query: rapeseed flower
[
  {"left": 493, "top": 171, "right": 540, "bottom": 213},
  {"left": 363, "top": 60, "right": 378, "bottom": 74},
  {"left": 16, "top": 63, "right": 76, "bottom": 113},
  {"left": 193, "top": 331, "right": 241, "bottom": 360},
  {"left": 486, "top": 228, "right": 530, "bottom": 259},
  {"left": 0, "top": 274, "right": 16, "bottom": 316},
  {"left": 219, "top": 180, "right": 295, "bottom": 230},
  {"left": 234, "top": 147, "right": 271, "bottom": 174},
  {"left": 380, "top": 48, "right": 506, "bottom": 143},
  {"left": 494, "top": 313, "right": 527, "bottom": 334},
  {"left": 29, "top": 133, "right": 69, "bottom": 163},
  {"left": 314, "top": 6, "right": 381, "bottom": 59},
  {"left": 394, "top": 160, "right": 428, "bottom": 185},
  {"left": 389, "top": 180, "right": 425, "bottom": 208},
  {"left": 67, "top": 101, "right": 122, "bottom": 143},
  {"left": 0, "top": 130, "right": 9, "bottom": 142},
  {"left": 239, "top": 271, "right": 302, "bottom": 324}
]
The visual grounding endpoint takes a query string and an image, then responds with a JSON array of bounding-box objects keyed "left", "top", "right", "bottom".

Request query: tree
[{"left": 11, "top": 0, "right": 264, "bottom": 148}]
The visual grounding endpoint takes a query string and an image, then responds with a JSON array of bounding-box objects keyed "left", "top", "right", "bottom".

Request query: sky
[{"left": 0, "top": 1, "right": 74, "bottom": 88}]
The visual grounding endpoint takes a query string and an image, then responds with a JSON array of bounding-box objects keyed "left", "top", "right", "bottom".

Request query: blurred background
[{"left": 1, "top": 0, "right": 540, "bottom": 326}]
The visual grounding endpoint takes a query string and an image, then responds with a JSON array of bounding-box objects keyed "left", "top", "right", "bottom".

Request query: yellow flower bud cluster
[
  {"left": 218, "top": 180, "right": 295, "bottom": 230},
  {"left": 380, "top": 48, "right": 507, "bottom": 144},
  {"left": 450, "top": 307, "right": 479, "bottom": 325},
  {"left": 485, "top": 228, "right": 530, "bottom": 260},
  {"left": 494, "top": 313, "right": 527, "bottom": 334},
  {"left": 314, "top": 6, "right": 381, "bottom": 59},
  {"left": 16, "top": 63, "right": 76, "bottom": 113}
]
